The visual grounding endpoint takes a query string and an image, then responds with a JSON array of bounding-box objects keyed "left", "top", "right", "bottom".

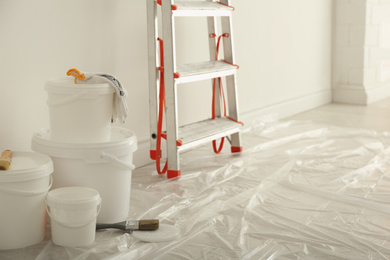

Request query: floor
[
  {"left": 2, "top": 98, "right": 390, "bottom": 259},
  {"left": 290, "top": 97, "right": 390, "bottom": 132}
]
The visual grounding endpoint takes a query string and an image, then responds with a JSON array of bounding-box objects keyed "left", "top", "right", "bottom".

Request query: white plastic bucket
[
  {"left": 45, "top": 77, "right": 115, "bottom": 143},
  {"left": 31, "top": 127, "right": 137, "bottom": 223},
  {"left": 0, "top": 152, "right": 53, "bottom": 250},
  {"left": 46, "top": 187, "right": 101, "bottom": 247}
]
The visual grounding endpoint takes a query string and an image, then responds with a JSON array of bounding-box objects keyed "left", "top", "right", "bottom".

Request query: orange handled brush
[{"left": 0, "top": 150, "right": 12, "bottom": 170}]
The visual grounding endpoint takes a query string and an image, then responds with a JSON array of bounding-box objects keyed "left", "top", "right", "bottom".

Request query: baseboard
[
  {"left": 333, "top": 82, "right": 390, "bottom": 105},
  {"left": 240, "top": 89, "right": 332, "bottom": 124},
  {"left": 133, "top": 89, "right": 332, "bottom": 168},
  {"left": 133, "top": 136, "right": 155, "bottom": 168},
  {"left": 333, "top": 85, "right": 367, "bottom": 105},
  {"left": 366, "top": 81, "right": 390, "bottom": 104}
]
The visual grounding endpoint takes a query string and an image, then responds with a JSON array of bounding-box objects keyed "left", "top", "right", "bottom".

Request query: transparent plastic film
[{"left": 2, "top": 116, "right": 390, "bottom": 259}]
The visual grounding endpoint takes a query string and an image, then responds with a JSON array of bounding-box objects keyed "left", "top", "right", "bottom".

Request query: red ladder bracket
[
  {"left": 161, "top": 133, "right": 183, "bottom": 147},
  {"left": 156, "top": 0, "right": 177, "bottom": 10},
  {"left": 150, "top": 150, "right": 161, "bottom": 160},
  {"left": 158, "top": 67, "right": 180, "bottom": 78},
  {"left": 221, "top": 59, "right": 239, "bottom": 69},
  {"left": 216, "top": 1, "right": 235, "bottom": 11}
]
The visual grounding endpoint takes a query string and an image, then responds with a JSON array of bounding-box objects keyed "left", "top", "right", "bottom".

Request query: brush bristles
[{"left": 139, "top": 219, "right": 159, "bottom": 230}]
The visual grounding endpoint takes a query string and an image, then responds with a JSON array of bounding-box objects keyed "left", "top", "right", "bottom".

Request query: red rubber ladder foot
[
  {"left": 231, "top": 146, "right": 243, "bottom": 153},
  {"left": 167, "top": 170, "right": 181, "bottom": 179}
]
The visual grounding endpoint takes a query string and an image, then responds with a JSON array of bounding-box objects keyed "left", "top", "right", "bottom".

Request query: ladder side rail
[
  {"left": 161, "top": 0, "right": 180, "bottom": 173},
  {"left": 147, "top": 0, "right": 159, "bottom": 156},
  {"left": 225, "top": 73, "right": 241, "bottom": 148},
  {"left": 221, "top": 0, "right": 239, "bottom": 121},
  {"left": 207, "top": 12, "right": 222, "bottom": 119},
  {"left": 220, "top": 0, "right": 242, "bottom": 149},
  {"left": 220, "top": 0, "right": 235, "bottom": 64}
]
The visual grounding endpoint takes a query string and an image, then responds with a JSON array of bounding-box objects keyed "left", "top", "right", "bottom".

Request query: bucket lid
[
  {"left": 47, "top": 187, "right": 101, "bottom": 210},
  {"left": 45, "top": 77, "right": 115, "bottom": 95},
  {"left": 31, "top": 127, "right": 137, "bottom": 159},
  {"left": 0, "top": 151, "right": 53, "bottom": 182},
  {"left": 132, "top": 224, "right": 180, "bottom": 243}
]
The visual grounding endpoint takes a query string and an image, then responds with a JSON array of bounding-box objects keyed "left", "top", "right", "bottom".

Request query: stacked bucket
[
  {"left": 31, "top": 72, "right": 137, "bottom": 246},
  {"left": 0, "top": 151, "right": 53, "bottom": 250}
]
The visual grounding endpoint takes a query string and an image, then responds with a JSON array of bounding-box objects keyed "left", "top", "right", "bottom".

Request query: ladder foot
[
  {"left": 150, "top": 150, "right": 161, "bottom": 160},
  {"left": 167, "top": 170, "right": 181, "bottom": 179},
  {"left": 231, "top": 146, "right": 243, "bottom": 153}
]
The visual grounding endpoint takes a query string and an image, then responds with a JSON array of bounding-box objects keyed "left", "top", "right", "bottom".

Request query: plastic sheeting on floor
[{"left": 2, "top": 116, "right": 390, "bottom": 259}]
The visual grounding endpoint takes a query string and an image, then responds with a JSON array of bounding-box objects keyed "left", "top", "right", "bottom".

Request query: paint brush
[
  {"left": 0, "top": 150, "right": 12, "bottom": 170},
  {"left": 96, "top": 219, "right": 159, "bottom": 231}
]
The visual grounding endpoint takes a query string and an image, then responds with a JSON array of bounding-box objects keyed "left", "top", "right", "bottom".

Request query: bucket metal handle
[
  {"left": 99, "top": 152, "right": 135, "bottom": 171},
  {"left": 47, "top": 90, "right": 89, "bottom": 107},
  {"left": 0, "top": 175, "right": 53, "bottom": 196},
  {"left": 46, "top": 199, "right": 102, "bottom": 229}
]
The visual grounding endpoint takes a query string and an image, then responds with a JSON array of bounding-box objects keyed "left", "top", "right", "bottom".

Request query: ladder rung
[
  {"left": 175, "top": 60, "right": 237, "bottom": 84},
  {"left": 173, "top": 1, "right": 233, "bottom": 17},
  {"left": 176, "top": 117, "right": 242, "bottom": 152}
]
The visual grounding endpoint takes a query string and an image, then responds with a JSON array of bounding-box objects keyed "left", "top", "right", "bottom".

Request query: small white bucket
[
  {"left": 31, "top": 127, "right": 137, "bottom": 223},
  {"left": 46, "top": 187, "right": 102, "bottom": 247},
  {"left": 0, "top": 152, "right": 53, "bottom": 250},
  {"left": 45, "top": 77, "right": 115, "bottom": 143}
]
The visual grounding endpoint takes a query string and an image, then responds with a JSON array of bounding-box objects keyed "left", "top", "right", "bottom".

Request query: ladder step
[
  {"left": 176, "top": 117, "right": 242, "bottom": 152},
  {"left": 175, "top": 60, "right": 237, "bottom": 84},
  {"left": 173, "top": 1, "right": 233, "bottom": 17}
]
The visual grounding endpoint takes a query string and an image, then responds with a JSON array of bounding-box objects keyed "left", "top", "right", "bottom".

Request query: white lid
[
  {"left": 47, "top": 187, "right": 101, "bottom": 210},
  {"left": 45, "top": 77, "right": 115, "bottom": 95},
  {"left": 0, "top": 151, "right": 53, "bottom": 182},
  {"left": 131, "top": 224, "right": 180, "bottom": 243},
  {"left": 31, "top": 127, "right": 137, "bottom": 159}
]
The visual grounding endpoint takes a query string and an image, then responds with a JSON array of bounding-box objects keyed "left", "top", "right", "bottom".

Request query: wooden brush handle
[
  {"left": 0, "top": 150, "right": 12, "bottom": 170},
  {"left": 1, "top": 150, "right": 13, "bottom": 160}
]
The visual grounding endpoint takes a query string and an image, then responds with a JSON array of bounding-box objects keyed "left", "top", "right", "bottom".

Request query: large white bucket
[
  {"left": 31, "top": 127, "right": 137, "bottom": 223},
  {"left": 0, "top": 152, "right": 53, "bottom": 250},
  {"left": 45, "top": 77, "right": 115, "bottom": 143},
  {"left": 46, "top": 187, "right": 101, "bottom": 247}
]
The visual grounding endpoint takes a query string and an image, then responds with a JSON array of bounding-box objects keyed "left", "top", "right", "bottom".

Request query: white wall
[
  {"left": 333, "top": 0, "right": 390, "bottom": 104},
  {"left": 0, "top": 0, "right": 332, "bottom": 167}
]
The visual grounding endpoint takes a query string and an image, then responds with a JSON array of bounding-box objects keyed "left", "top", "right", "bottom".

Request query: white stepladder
[{"left": 147, "top": 0, "right": 243, "bottom": 179}]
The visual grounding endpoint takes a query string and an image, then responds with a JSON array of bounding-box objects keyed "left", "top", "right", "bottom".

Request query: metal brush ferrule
[{"left": 125, "top": 220, "right": 139, "bottom": 230}]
